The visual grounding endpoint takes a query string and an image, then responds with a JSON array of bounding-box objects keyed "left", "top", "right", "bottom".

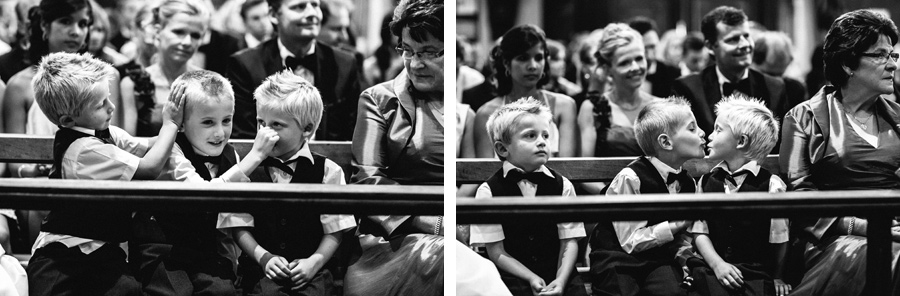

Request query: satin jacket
[
  {"left": 351, "top": 70, "right": 443, "bottom": 236},
  {"left": 779, "top": 85, "right": 900, "bottom": 239}
]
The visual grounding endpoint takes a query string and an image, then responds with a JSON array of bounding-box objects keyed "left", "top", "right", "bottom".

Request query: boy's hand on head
[
  {"left": 163, "top": 84, "right": 187, "bottom": 128},
  {"left": 711, "top": 261, "right": 743, "bottom": 290},
  {"left": 253, "top": 127, "right": 280, "bottom": 157},
  {"left": 537, "top": 279, "right": 563, "bottom": 296},
  {"left": 264, "top": 256, "right": 291, "bottom": 280},
  {"left": 289, "top": 258, "right": 317, "bottom": 291}
]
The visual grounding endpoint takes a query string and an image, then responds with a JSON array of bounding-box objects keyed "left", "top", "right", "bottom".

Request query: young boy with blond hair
[
  {"left": 589, "top": 97, "right": 707, "bottom": 296},
  {"left": 129, "top": 69, "right": 281, "bottom": 295},
  {"left": 28, "top": 52, "right": 184, "bottom": 295},
  {"left": 470, "top": 97, "right": 588, "bottom": 296},
  {"left": 689, "top": 94, "right": 791, "bottom": 296},
  {"left": 217, "top": 70, "right": 356, "bottom": 295}
]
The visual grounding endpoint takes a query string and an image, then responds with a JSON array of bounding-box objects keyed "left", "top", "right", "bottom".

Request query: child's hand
[
  {"left": 289, "top": 258, "right": 318, "bottom": 291},
  {"left": 711, "top": 262, "right": 743, "bottom": 290},
  {"left": 528, "top": 276, "right": 546, "bottom": 295},
  {"left": 252, "top": 127, "right": 280, "bottom": 157},
  {"left": 263, "top": 256, "right": 291, "bottom": 280},
  {"left": 162, "top": 84, "right": 186, "bottom": 128},
  {"left": 774, "top": 278, "right": 792, "bottom": 296},
  {"left": 536, "top": 278, "right": 563, "bottom": 296}
]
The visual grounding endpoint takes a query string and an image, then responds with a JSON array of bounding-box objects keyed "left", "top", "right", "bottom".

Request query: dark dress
[
  {"left": 589, "top": 93, "right": 645, "bottom": 157},
  {"left": 780, "top": 86, "right": 900, "bottom": 296}
]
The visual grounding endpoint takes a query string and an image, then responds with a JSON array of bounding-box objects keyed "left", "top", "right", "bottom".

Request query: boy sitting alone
[{"left": 470, "top": 97, "right": 588, "bottom": 296}]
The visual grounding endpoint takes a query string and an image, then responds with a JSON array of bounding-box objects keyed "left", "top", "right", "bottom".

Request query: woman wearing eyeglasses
[
  {"left": 780, "top": 9, "right": 900, "bottom": 296},
  {"left": 473, "top": 24, "right": 578, "bottom": 158},
  {"left": 346, "top": 0, "right": 443, "bottom": 295}
]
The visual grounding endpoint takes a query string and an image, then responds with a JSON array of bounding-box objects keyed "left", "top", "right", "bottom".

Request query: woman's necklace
[
  {"left": 608, "top": 91, "right": 642, "bottom": 111},
  {"left": 844, "top": 105, "right": 875, "bottom": 130},
  {"left": 428, "top": 99, "right": 444, "bottom": 116}
]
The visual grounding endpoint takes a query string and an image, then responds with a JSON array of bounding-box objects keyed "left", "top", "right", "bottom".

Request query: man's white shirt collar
[{"left": 278, "top": 38, "right": 317, "bottom": 67}]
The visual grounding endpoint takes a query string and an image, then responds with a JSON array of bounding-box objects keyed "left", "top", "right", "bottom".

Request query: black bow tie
[
  {"left": 95, "top": 129, "right": 113, "bottom": 144},
  {"left": 285, "top": 54, "right": 317, "bottom": 72},
  {"left": 712, "top": 167, "right": 751, "bottom": 187},
  {"left": 722, "top": 79, "right": 750, "bottom": 96},
  {"left": 261, "top": 157, "right": 301, "bottom": 175},
  {"left": 506, "top": 169, "right": 552, "bottom": 184},
  {"left": 666, "top": 170, "right": 692, "bottom": 186},
  {"left": 195, "top": 154, "right": 222, "bottom": 164}
]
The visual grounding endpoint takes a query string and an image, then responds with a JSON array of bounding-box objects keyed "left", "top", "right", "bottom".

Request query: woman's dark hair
[
  {"left": 823, "top": 9, "right": 898, "bottom": 87},
  {"left": 26, "top": 0, "right": 93, "bottom": 65},
  {"left": 491, "top": 24, "right": 551, "bottom": 96},
  {"left": 389, "top": 0, "right": 442, "bottom": 43}
]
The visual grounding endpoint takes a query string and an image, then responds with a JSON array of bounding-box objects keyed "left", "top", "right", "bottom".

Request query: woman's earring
[
  {"left": 850, "top": 72, "right": 855, "bottom": 76},
  {"left": 505, "top": 68, "right": 510, "bottom": 77}
]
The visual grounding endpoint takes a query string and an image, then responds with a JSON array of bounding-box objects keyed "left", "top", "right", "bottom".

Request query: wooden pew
[
  {"left": 457, "top": 155, "right": 781, "bottom": 184},
  {"left": 0, "top": 133, "right": 355, "bottom": 182},
  {"left": 458, "top": 190, "right": 900, "bottom": 295}
]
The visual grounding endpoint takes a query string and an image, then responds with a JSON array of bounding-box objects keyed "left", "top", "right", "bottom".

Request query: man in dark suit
[
  {"left": 672, "top": 6, "right": 786, "bottom": 135},
  {"left": 227, "top": 0, "right": 361, "bottom": 140}
]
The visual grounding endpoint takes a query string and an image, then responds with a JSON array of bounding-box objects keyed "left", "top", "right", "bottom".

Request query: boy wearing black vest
[
  {"left": 130, "top": 70, "right": 280, "bottom": 295},
  {"left": 217, "top": 70, "right": 356, "bottom": 295},
  {"left": 27, "top": 52, "right": 184, "bottom": 295},
  {"left": 689, "top": 95, "right": 790, "bottom": 296},
  {"left": 470, "top": 98, "right": 588, "bottom": 296},
  {"left": 589, "top": 97, "right": 707, "bottom": 296}
]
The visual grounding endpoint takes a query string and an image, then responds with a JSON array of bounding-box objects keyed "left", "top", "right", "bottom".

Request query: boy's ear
[
  {"left": 736, "top": 134, "right": 750, "bottom": 150},
  {"left": 657, "top": 134, "right": 673, "bottom": 151},
  {"left": 58, "top": 115, "right": 76, "bottom": 128},
  {"left": 493, "top": 141, "right": 509, "bottom": 159},
  {"left": 301, "top": 123, "right": 315, "bottom": 138}
]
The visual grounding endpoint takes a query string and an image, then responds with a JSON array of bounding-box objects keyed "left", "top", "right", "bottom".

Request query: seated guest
[
  {"left": 237, "top": 0, "right": 272, "bottom": 49},
  {"left": 471, "top": 98, "right": 588, "bottom": 296},
  {"left": 474, "top": 24, "right": 578, "bottom": 158},
  {"left": 690, "top": 95, "right": 791, "bottom": 296},
  {"left": 679, "top": 32, "right": 708, "bottom": 76},
  {"left": 780, "top": 9, "right": 900, "bottom": 296},
  {"left": 121, "top": 0, "right": 210, "bottom": 136},
  {"left": 589, "top": 97, "right": 706, "bottom": 296},
  {"left": 346, "top": 0, "right": 444, "bottom": 294},
  {"left": 227, "top": 0, "right": 361, "bottom": 140},
  {"left": 628, "top": 17, "right": 682, "bottom": 98},
  {"left": 751, "top": 30, "right": 808, "bottom": 112},
  {"left": 672, "top": 6, "right": 787, "bottom": 136}
]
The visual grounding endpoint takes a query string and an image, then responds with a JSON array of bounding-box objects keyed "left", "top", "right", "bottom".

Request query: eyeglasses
[
  {"left": 395, "top": 46, "right": 444, "bottom": 61},
  {"left": 860, "top": 52, "right": 900, "bottom": 64}
]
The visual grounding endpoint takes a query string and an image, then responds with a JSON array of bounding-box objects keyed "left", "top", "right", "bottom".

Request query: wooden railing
[
  {"left": 458, "top": 191, "right": 900, "bottom": 295},
  {"left": 456, "top": 155, "right": 781, "bottom": 183}
]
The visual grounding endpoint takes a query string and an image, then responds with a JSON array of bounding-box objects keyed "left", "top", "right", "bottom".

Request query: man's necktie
[
  {"left": 711, "top": 167, "right": 751, "bottom": 187},
  {"left": 285, "top": 54, "right": 317, "bottom": 72},
  {"left": 506, "top": 169, "right": 553, "bottom": 184},
  {"left": 261, "top": 157, "right": 300, "bottom": 175},
  {"left": 95, "top": 129, "right": 113, "bottom": 144},
  {"left": 722, "top": 79, "right": 750, "bottom": 96}
]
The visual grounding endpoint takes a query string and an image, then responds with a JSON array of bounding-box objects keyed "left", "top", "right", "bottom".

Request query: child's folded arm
[{"left": 614, "top": 220, "right": 676, "bottom": 254}]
